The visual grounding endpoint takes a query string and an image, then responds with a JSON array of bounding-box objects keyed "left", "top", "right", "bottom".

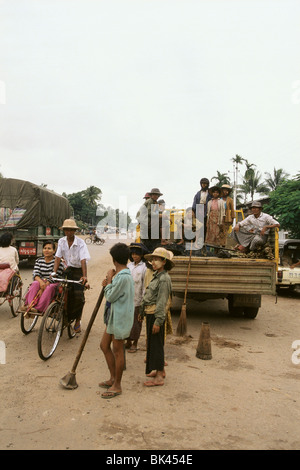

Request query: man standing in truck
[
  {"left": 136, "top": 188, "right": 163, "bottom": 251},
  {"left": 192, "top": 177, "right": 212, "bottom": 239},
  {"left": 52, "top": 219, "right": 90, "bottom": 333},
  {"left": 232, "top": 201, "right": 280, "bottom": 253}
]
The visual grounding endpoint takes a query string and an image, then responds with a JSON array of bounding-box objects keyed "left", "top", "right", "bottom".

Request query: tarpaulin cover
[{"left": 0, "top": 178, "right": 72, "bottom": 229}]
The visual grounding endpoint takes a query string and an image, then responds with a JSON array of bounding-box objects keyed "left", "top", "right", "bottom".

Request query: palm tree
[
  {"left": 211, "top": 171, "right": 231, "bottom": 187},
  {"left": 83, "top": 186, "right": 102, "bottom": 206},
  {"left": 263, "top": 168, "right": 290, "bottom": 194},
  {"left": 240, "top": 169, "right": 268, "bottom": 202}
]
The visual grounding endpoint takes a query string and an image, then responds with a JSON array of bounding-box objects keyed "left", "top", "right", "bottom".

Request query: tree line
[
  {"left": 62, "top": 186, "right": 132, "bottom": 231},
  {"left": 210, "top": 155, "right": 300, "bottom": 238}
]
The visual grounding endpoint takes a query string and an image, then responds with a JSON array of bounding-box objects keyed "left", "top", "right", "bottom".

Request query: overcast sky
[{"left": 0, "top": 0, "right": 299, "bottom": 220}]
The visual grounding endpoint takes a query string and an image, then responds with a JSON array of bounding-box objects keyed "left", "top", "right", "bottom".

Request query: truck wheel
[
  {"left": 243, "top": 307, "right": 259, "bottom": 319},
  {"left": 228, "top": 296, "right": 243, "bottom": 317}
]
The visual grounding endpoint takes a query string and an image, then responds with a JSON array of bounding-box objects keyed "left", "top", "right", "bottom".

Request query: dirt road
[{"left": 0, "top": 235, "right": 299, "bottom": 450}]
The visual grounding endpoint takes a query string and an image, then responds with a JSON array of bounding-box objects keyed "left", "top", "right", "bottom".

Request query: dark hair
[
  {"left": 110, "top": 243, "right": 130, "bottom": 265},
  {"left": 0, "top": 232, "right": 13, "bottom": 247},
  {"left": 43, "top": 240, "right": 56, "bottom": 250}
]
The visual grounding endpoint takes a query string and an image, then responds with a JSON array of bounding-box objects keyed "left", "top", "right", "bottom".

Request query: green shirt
[
  {"left": 140, "top": 270, "right": 172, "bottom": 326},
  {"left": 104, "top": 269, "right": 134, "bottom": 340}
]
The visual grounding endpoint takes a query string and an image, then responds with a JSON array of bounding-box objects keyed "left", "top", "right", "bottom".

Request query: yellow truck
[{"left": 137, "top": 208, "right": 278, "bottom": 319}]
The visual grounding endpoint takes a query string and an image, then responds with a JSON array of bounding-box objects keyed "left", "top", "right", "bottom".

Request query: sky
[{"left": 0, "top": 0, "right": 299, "bottom": 220}]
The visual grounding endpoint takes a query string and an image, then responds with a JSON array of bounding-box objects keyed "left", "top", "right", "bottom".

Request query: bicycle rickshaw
[
  {"left": 85, "top": 235, "right": 105, "bottom": 245},
  {"left": 0, "top": 264, "right": 22, "bottom": 317},
  {"left": 20, "top": 277, "right": 84, "bottom": 360}
]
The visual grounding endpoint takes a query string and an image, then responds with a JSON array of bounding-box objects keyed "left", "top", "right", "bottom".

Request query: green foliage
[
  {"left": 264, "top": 179, "right": 300, "bottom": 238},
  {"left": 63, "top": 186, "right": 131, "bottom": 229}
]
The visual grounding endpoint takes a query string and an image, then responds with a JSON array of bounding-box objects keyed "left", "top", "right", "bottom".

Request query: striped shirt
[{"left": 32, "top": 257, "right": 64, "bottom": 283}]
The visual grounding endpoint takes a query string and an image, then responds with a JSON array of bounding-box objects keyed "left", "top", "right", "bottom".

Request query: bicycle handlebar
[{"left": 51, "top": 278, "right": 84, "bottom": 285}]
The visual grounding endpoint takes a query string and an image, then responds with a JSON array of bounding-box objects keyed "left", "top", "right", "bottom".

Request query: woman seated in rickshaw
[
  {"left": 0, "top": 232, "right": 20, "bottom": 295},
  {"left": 0, "top": 232, "right": 19, "bottom": 271},
  {"left": 21, "top": 241, "right": 65, "bottom": 313}
]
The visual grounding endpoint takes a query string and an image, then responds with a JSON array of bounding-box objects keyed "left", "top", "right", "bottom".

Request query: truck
[
  {"left": 276, "top": 238, "right": 300, "bottom": 291},
  {"left": 136, "top": 208, "right": 277, "bottom": 319},
  {"left": 0, "top": 178, "right": 72, "bottom": 264}
]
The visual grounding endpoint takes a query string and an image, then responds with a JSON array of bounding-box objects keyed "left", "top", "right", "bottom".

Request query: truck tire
[
  {"left": 228, "top": 295, "right": 243, "bottom": 317},
  {"left": 243, "top": 307, "right": 259, "bottom": 319}
]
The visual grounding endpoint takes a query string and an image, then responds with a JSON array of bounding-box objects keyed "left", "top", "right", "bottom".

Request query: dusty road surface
[{"left": 0, "top": 235, "right": 299, "bottom": 450}]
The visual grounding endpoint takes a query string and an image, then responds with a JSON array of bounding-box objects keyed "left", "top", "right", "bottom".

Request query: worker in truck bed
[{"left": 232, "top": 201, "right": 280, "bottom": 253}]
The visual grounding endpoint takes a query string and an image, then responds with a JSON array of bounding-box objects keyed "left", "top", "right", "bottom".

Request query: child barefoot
[{"left": 99, "top": 243, "right": 134, "bottom": 398}]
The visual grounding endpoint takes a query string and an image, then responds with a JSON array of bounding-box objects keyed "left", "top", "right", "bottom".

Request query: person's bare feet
[
  {"left": 146, "top": 370, "right": 166, "bottom": 378},
  {"left": 144, "top": 371, "right": 165, "bottom": 386}
]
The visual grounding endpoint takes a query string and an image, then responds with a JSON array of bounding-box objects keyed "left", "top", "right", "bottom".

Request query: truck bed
[{"left": 170, "top": 256, "right": 276, "bottom": 296}]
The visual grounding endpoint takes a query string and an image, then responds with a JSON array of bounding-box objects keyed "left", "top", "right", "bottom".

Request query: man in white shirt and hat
[
  {"left": 52, "top": 218, "right": 90, "bottom": 333},
  {"left": 232, "top": 201, "right": 280, "bottom": 253}
]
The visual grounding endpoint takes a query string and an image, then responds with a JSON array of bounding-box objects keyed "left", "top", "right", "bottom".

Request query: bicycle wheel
[
  {"left": 37, "top": 301, "right": 63, "bottom": 360},
  {"left": 9, "top": 275, "right": 23, "bottom": 317},
  {"left": 20, "top": 310, "right": 38, "bottom": 334},
  {"left": 85, "top": 237, "right": 92, "bottom": 245}
]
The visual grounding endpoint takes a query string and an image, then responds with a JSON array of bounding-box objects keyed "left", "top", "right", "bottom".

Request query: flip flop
[
  {"left": 128, "top": 348, "right": 138, "bottom": 353},
  {"left": 101, "top": 390, "right": 122, "bottom": 399},
  {"left": 143, "top": 381, "right": 164, "bottom": 387},
  {"left": 98, "top": 381, "right": 114, "bottom": 389}
]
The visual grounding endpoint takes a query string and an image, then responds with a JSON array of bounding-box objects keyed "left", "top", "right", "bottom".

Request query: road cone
[{"left": 196, "top": 322, "right": 212, "bottom": 360}]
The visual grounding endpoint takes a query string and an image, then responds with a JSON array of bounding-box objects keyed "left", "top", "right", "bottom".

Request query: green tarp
[{"left": 0, "top": 178, "right": 72, "bottom": 229}]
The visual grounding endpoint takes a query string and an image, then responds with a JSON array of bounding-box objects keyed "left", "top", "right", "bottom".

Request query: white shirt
[
  {"left": 239, "top": 212, "right": 279, "bottom": 235},
  {"left": 0, "top": 246, "right": 19, "bottom": 271},
  {"left": 127, "top": 260, "right": 147, "bottom": 307},
  {"left": 55, "top": 236, "right": 90, "bottom": 268}
]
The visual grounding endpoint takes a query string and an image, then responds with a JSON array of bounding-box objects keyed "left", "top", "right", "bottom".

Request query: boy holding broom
[{"left": 99, "top": 243, "right": 134, "bottom": 398}]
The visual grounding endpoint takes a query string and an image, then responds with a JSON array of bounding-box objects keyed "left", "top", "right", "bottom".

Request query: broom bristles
[{"left": 176, "top": 304, "right": 187, "bottom": 336}]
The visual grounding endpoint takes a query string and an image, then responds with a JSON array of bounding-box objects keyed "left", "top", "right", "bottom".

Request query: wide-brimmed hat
[
  {"left": 144, "top": 247, "right": 174, "bottom": 269},
  {"left": 209, "top": 185, "right": 221, "bottom": 195},
  {"left": 251, "top": 201, "right": 262, "bottom": 208},
  {"left": 150, "top": 188, "right": 163, "bottom": 196},
  {"left": 60, "top": 218, "right": 79, "bottom": 230},
  {"left": 143, "top": 192, "right": 151, "bottom": 199},
  {"left": 221, "top": 184, "right": 232, "bottom": 193}
]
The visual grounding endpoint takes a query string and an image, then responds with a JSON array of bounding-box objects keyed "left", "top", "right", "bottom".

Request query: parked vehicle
[
  {"left": 276, "top": 239, "right": 300, "bottom": 291},
  {"left": 0, "top": 178, "right": 72, "bottom": 265},
  {"left": 136, "top": 208, "right": 277, "bottom": 319}
]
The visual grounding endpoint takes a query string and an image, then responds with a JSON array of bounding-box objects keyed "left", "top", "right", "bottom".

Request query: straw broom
[{"left": 176, "top": 241, "right": 193, "bottom": 336}]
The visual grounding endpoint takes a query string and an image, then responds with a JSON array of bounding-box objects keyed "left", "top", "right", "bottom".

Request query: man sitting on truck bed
[{"left": 232, "top": 201, "right": 280, "bottom": 253}]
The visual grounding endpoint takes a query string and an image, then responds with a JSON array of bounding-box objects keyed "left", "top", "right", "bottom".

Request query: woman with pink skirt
[{"left": 21, "top": 241, "right": 64, "bottom": 313}]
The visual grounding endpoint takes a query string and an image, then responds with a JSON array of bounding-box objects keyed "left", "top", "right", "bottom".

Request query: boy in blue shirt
[{"left": 99, "top": 243, "right": 134, "bottom": 398}]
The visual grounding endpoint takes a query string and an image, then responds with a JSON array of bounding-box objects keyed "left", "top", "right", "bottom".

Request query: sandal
[{"left": 74, "top": 322, "right": 81, "bottom": 333}]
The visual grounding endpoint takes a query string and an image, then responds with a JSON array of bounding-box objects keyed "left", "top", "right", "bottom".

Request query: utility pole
[{"left": 229, "top": 154, "right": 243, "bottom": 227}]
